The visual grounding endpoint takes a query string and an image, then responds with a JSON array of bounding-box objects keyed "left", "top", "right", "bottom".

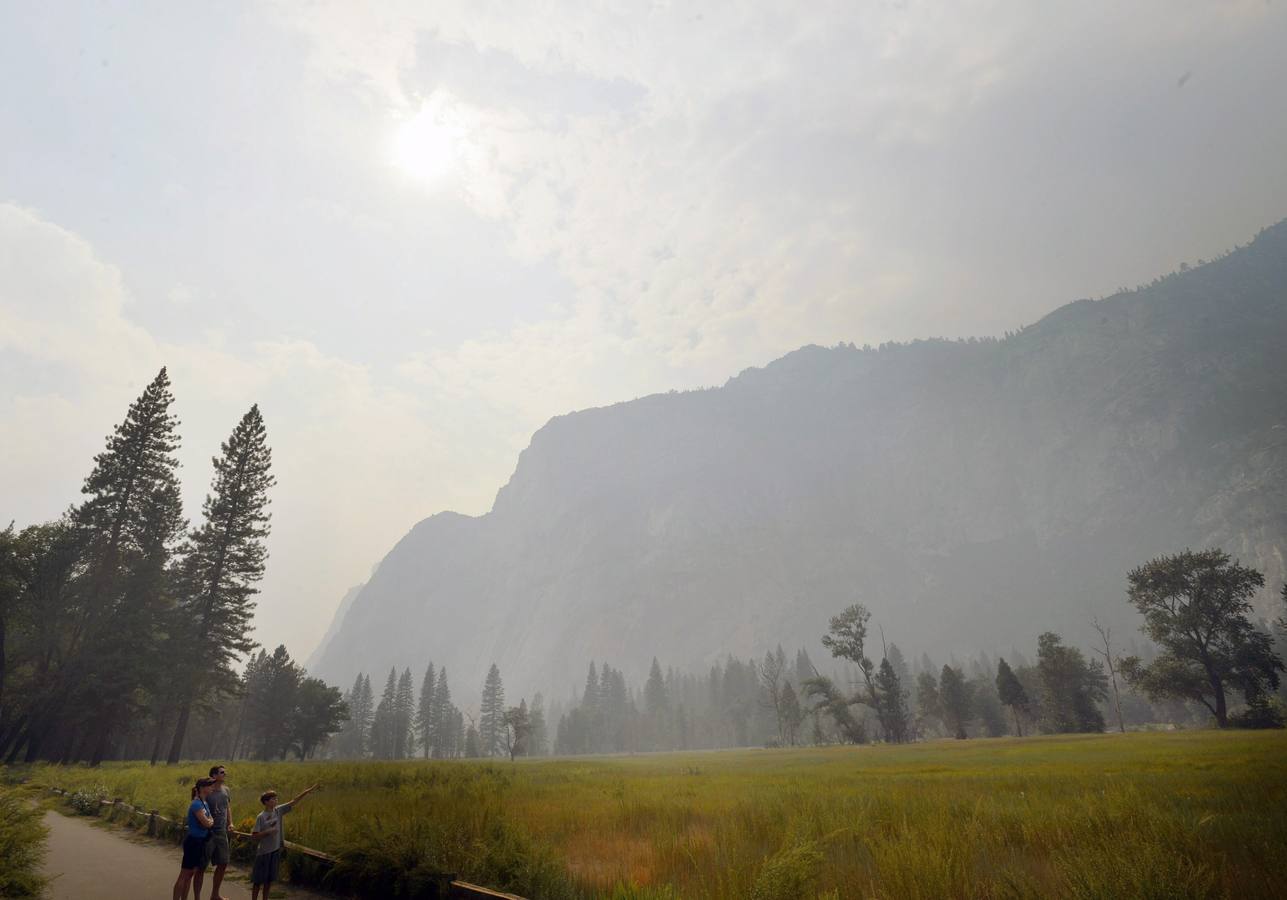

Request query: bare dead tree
[{"left": 1091, "top": 617, "right": 1126, "bottom": 733}]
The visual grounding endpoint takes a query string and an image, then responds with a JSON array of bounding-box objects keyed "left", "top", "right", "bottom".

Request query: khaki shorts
[{"left": 204, "top": 831, "right": 230, "bottom": 867}]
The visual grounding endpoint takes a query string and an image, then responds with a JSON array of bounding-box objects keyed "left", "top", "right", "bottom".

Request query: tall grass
[
  {"left": 0, "top": 784, "right": 48, "bottom": 897},
  {"left": 11, "top": 730, "right": 1287, "bottom": 899}
]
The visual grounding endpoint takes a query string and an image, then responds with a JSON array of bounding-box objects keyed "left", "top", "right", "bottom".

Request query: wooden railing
[{"left": 46, "top": 788, "right": 526, "bottom": 900}]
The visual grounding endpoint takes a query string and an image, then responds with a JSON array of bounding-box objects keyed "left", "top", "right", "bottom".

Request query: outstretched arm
[{"left": 286, "top": 783, "right": 321, "bottom": 807}]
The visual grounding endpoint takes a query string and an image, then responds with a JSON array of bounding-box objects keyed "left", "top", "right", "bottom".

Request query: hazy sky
[{"left": 3, "top": 1, "right": 1286, "bottom": 662}]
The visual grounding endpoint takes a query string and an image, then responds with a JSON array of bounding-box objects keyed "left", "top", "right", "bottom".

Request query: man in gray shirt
[{"left": 204, "top": 764, "right": 232, "bottom": 900}]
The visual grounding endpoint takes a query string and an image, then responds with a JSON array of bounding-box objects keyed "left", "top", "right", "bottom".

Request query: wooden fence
[{"left": 46, "top": 788, "right": 526, "bottom": 900}]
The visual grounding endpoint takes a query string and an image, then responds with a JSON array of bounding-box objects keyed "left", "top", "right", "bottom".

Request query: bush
[
  {"left": 67, "top": 786, "right": 108, "bottom": 815},
  {"left": 0, "top": 786, "right": 48, "bottom": 897},
  {"left": 749, "top": 841, "right": 824, "bottom": 900},
  {"left": 1229, "top": 696, "right": 1284, "bottom": 729}
]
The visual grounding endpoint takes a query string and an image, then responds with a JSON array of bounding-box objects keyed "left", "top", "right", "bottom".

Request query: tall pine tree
[
  {"left": 415, "top": 663, "right": 436, "bottom": 759},
  {"left": 27, "top": 369, "right": 185, "bottom": 763},
  {"left": 479, "top": 664, "right": 505, "bottom": 757},
  {"left": 166, "top": 404, "right": 274, "bottom": 763}
]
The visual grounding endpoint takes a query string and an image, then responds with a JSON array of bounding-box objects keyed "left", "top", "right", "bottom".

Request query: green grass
[
  {"left": 8, "top": 731, "right": 1287, "bottom": 899},
  {"left": 0, "top": 784, "right": 48, "bottom": 898}
]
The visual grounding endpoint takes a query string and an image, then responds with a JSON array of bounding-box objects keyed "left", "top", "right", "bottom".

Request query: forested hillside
[{"left": 313, "top": 221, "right": 1287, "bottom": 702}]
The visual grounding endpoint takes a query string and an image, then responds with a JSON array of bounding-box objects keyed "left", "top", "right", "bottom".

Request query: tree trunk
[
  {"left": 1012, "top": 706, "right": 1023, "bottom": 737},
  {"left": 89, "top": 721, "right": 112, "bottom": 766},
  {"left": 1212, "top": 677, "right": 1228, "bottom": 727},
  {"left": 149, "top": 709, "right": 171, "bottom": 765},
  {"left": 167, "top": 701, "right": 193, "bottom": 764}
]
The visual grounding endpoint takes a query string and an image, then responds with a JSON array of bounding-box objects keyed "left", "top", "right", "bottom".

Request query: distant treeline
[
  {"left": 0, "top": 369, "right": 347, "bottom": 765},
  {"left": 326, "top": 550, "right": 1287, "bottom": 760}
]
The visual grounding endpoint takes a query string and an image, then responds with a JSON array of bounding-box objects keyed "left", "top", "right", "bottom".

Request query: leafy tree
[
  {"left": 939, "top": 665, "right": 971, "bottom": 739},
  {"left": 501, "top": 699, "right": 530, "bottom": 760},
  {"left": 166, "top": 405, "right": 274, "bottom": 763},
  {"left": 802, "top": 675, "right": 866, "bottom": 744},
  {"left": 759, "top": 647, "right": 789, "bottom": 744},
  {"left": 1036, "top": 632, "right": 1106, "bottom": 733},
  {"left": 479, "top": 663, "right": 505, "bottom": 757},
  {"left": 289, "top": 677, "right": 347, "bottom": 759},
  {"left": 995, "top": 658, "right": 1029, "bottom": 736},
  {"left": 1122, "top": 549, "right": 1282, "bottom": 727}
]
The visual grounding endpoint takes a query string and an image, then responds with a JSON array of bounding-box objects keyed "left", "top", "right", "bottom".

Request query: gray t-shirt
[
  {"left": 252, "top": 801, "right": 293, "bottom": 855},
  {"left": 207, "top": 784, "right": 230, "bottom": 832}
]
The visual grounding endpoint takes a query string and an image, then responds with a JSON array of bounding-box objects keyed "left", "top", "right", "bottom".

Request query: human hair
[
  {"left": 260, "top": 790, "right": 278, "bottom": 805},
  {"left": 192, "top": 777, "right": 216, "bottom": 800},
  {"left": 208, "top": 764, "right": 225, "bottom": 777}
]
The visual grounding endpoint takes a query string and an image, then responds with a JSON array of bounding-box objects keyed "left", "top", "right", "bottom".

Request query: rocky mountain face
[{"left": 311, "top": 223, "right": 1287, "bottom": 703}]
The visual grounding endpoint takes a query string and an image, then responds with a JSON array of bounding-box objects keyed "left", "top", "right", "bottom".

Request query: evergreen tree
[
  {"left": 246, "top": 645, "right": 304, "bottom": 759},
  {"left": 528, "top": 692, "right": 548, "bottom": 756},
  {"left": 915, "top": 670, "right": 941, "bottom": 737},
  {"left": 50, "top": 369, "right": 188, "bottom": 765},
  {"left": 479, "top": 663, "right": 505, "bottom": 757},
  {"left": 970, "top": 671, "right": 1007, "bottom": 737},
  {"left": 166, "top": 404, "right": 275, "bottom": 763},
  {"left": 415, "top": 663, "right": 436, "bottom": 759},
  {"left": 939, "top": 665, "right": 972, "bottom": 739},
  {"left": 430, "top": 668, "right": 453, "bottom": 758},
  {"left": 1035, "top": 632, "right": 1107, "bottom": 733},
  {"left": 875, "top": 658, "right": 910, "bottom": 743},
  {"left": 995, "top": 657, "right": 1029, "bottom": 736},
  {"left": 779, "top": 681, "right": 803, "bottom": 745},
  {"left": 464, "top": 720, "right": 481, "bottom": 758},
  {"left": 394, "top": 667, "right": 414, "bottom": 759},
  {"left": 370, "top": 668, "right": 398, "bottom": 759},
  {"left": 354, "top": 674, "right": 374, "bottom": 757}
]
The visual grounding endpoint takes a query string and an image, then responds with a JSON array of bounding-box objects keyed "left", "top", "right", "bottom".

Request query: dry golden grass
[{"left": 11, "top": 729, "right": 1287, "bottom": 899}]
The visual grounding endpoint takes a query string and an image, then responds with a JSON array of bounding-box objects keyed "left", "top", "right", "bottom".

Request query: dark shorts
[
  {"left": 204, "top": 831, "right": 230, "bottom": 867},
  {"left": 181, "top": 835, "right": 209, "bottom": 871},
  {"left": 252, "top": 850, "right": 281, "bottom": 885}
]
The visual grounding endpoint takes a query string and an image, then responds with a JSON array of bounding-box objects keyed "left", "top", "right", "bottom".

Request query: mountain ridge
[{"left": 313, "top": 221, "right": 1287, "bottom": 703}]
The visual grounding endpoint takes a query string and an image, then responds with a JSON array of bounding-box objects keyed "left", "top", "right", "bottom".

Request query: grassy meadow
[{"left": 11, "top": 730, "right": 1287, "bottom": 899}]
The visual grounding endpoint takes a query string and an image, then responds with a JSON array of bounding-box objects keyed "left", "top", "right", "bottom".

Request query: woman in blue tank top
[{"left": 172, "top": 777, "right": 216, "bottom": 900}]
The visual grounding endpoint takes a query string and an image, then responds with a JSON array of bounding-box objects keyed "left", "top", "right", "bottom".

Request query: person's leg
[
  {"left": 212, "top": 861, "right": 226, "bottom": 900},
  {"left": 211, "top": 831, "right": 230, "bottom": 900},
  {"left": 173, "top": 869, "right": 193, "bottom": 900},
  {"left": 192, "top": 865, "right": 204, "bottom": 900}
]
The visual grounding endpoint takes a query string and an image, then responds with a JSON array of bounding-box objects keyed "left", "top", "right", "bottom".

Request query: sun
[{"left": 389, "top": 96, "right": 462, "bottom": 185}]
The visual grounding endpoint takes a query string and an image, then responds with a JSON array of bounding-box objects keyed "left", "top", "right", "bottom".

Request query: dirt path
[{"left": 41, "top": 810, "right": 329, "bottom": 899}]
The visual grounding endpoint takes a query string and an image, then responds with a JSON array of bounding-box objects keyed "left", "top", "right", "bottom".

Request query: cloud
[{"left": 0, "top": 203, "right": 459, "bottom": 658}]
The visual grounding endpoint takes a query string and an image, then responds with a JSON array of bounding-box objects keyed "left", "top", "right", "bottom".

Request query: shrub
[
  {"left": 749, "top": 841, "right": 824, "bottom": 900},
  {"left": 0, "top": 786, "right": 48, "bottom": 897},
  {"left": 67, "top": 786, "right": 108, "bottom": 815}
]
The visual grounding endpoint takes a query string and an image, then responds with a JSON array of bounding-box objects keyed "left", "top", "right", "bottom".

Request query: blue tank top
[{"left": 187, "top": 798, "right": 210, "bottom": 838}]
